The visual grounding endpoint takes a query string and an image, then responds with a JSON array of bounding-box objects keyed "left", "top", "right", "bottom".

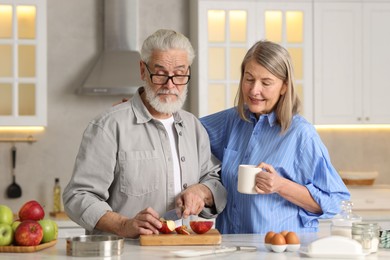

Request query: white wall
[
  {"left": 0, "top": 0, "right": 189, "bottom": 212},
  {"left": 1, "top": 0, "right": 390, "bottom": 213}
]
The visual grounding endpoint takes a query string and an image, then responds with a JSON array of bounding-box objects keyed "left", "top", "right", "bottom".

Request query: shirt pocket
[{"left": 118, "top": 150, "right": 161, "bottom": 196}]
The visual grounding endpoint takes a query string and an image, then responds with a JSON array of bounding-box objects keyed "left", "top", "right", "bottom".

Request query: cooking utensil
[
  {"left": 6, "top": 146, "right": 22, "bottom": 198},
  {"left": 171, "top": 246, "right": 257, "bottom": 258},
  {"left": 66, "top": 235, "right": 124, "bottom": 257},
  {"left": 162, "top": 206, "right": 184, "bottom": 221}
]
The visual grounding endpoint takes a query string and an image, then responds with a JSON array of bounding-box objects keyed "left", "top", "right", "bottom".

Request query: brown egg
[
  {"left": 264, "top": 231, "right": 276, "bottom": 244},
  {"left": 285, "top": 231, "right": 300, "bottom": 244},
  {"left": 271, "top": 233, "right": 286, "bottom": 245},
  {"left": 280, "top": 230, "right": 289, "bottom": 237}
]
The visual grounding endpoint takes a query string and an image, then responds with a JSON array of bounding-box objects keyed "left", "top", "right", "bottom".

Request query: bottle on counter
[
  {"left": 331, "top": 200, "right": 362, "bottom": 238},
  {"left": 352, "top": 222, "right": 380, "bottom": 254},
  {"left": 53, "top": 178, "right": 62, "bottom": 213}
]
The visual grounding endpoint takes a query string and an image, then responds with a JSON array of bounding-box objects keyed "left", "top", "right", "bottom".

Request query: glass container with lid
[
  {"left": 352, "top": 222, "right": 380, "bottom": 253},
  {"left": 331, "top": 200, "right": 362, "bottom": 238}
]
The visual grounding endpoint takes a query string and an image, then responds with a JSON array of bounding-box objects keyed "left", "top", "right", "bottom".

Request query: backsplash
[{"left": 318, "top": 129, "right": 390, "bottom": 185}]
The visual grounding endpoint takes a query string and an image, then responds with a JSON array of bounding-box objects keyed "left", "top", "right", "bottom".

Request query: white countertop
[{"left": 1, "top": 225, "right": 390, "bottom": 260}]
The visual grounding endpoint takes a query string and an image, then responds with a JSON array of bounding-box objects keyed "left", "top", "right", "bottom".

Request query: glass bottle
[
  {"left": 53, "top": 178, "right": 62, "bottom": 213},
  {"left": 352, "top": 222, "right": 380, "bottom": 254},
  {"left": 331, "top": 200, "right": 362, "bottom": 238}
]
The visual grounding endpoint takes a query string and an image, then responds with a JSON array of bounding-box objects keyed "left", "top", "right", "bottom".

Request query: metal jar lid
[{"left": 66, "top": 235, "right": 124, "bottom": 257}]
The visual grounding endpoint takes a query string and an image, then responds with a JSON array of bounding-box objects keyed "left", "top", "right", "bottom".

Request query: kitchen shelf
[{"left": 0, "top": 135, "right": 37, "bottom": 143}]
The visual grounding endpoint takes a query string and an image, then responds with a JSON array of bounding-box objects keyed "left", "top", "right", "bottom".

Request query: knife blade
[
  {"left": 171, "top": 246, "right": 257, "bottom": 258},
  {"left": 162, "top": 207, "right": 184, "bottom": 221}
]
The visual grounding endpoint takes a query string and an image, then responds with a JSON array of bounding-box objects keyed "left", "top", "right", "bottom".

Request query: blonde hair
[{"left": 236, "top": 40, "right": 301, "bottom": 133}]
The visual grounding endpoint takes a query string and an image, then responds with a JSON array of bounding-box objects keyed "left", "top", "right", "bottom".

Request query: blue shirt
[{"left": 200, "top": 108, "right": 350, "bottom": 234}]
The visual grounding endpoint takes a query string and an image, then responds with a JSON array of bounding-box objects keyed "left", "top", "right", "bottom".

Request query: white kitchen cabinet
[
  {"left": 190, "top": 0, "right": 313, "bottom": 122},
  {"left": 0, "top": 0, "right": 47, "bottom": 126},
  {"left": 314, "top": 0, "right": 390, "bottom": 124}
]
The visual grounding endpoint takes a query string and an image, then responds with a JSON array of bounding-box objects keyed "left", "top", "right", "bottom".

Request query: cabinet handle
[
  {"left": 365, "top": 117, "right": 370, "bottom": 121},
  {"left": 357, "top": 117, "right": 362, "bottom": 121}
]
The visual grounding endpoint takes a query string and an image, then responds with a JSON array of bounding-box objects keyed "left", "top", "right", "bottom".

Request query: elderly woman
[{"left": 200, "top": 40, "right": 350, "bottom": 234}]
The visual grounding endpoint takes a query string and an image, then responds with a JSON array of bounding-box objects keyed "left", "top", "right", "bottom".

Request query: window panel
[
  {"left": 208, "top": 47, "right": 225, "bottom": 80},
  {"left": 208, "top": 84, "right": 226, "bottom": 114},
  {"left": 18, "top": 83, "right": 35, "bottom": 116},
  {"left": 17, "top": 5, "right": 36, "bottom": 39},
  {"left": 18, "top": 45, "right": 36, "bottom": 77},
  {"left": 230, "top": 83, "right": 239, "bottom": 107},
  {"left": 0, "top": 83, "right": 12, "bottom": 115},
  {"left": 286, "top": 11, "right": 303, "bottom": 43},
  {"left": 288, "top": 47, "right": 303, "bottom": 80},
  {"left": 0, "top": 5, "right": 12, "bottom": 39},
  {"left": 265, "top": 11, "right": 282, "bottom": 43},
  {"left": 208, "top": 10, "right": 225, "bottom": 42},
  {"left": 230, "top": 48, "right": 246, "bottom": 80},
  {"left": 0, "top": 45, "right": 13, "bottom": 77},
  {"left": 229, "top": 10, "right": 246, "bottom": 42}
]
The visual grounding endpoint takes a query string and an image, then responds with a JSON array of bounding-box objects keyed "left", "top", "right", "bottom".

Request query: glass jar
[
  {"left": 331, "top": 200, "right": 362, "bottom": 238},
  {"left": 352, "top": 222, "right": 380, "bottom": 253}
]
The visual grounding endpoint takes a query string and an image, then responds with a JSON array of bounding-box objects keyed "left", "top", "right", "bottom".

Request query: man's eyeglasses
[{"left": 144, "top": 62, "right": 191, "bottom": 85}]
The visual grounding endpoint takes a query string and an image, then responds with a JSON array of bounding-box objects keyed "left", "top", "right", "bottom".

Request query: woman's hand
[
  {"left": 254, "top": 162, "right": 285, "bottom": 194},
  {"left": 254, "top": 162, "right": 322, "bottom": 214}
]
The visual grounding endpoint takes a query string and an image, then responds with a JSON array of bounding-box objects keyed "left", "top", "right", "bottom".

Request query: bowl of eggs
[{"left": 264, "top": 230, "right": 300, "bottom": 253}]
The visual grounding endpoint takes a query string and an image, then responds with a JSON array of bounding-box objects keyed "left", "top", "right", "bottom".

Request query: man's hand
[
  {"left": 176, "top": 184, "right": 213, "bottom": 218},
  {"left": 95, "top": 207, "right": 162, "bottom": 238}
]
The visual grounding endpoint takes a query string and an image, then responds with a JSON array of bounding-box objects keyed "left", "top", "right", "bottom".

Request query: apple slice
[
  {"left": 189, "top": 221, "right": 213, "bottom": 234},
  {"left": 175, "top": 225, "right": 190, "bottom": 235},
  {"left": 158, "top": 218, "right": 175, "bottom": 234}
]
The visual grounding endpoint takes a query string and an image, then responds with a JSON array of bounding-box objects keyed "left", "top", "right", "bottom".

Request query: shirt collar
[
  {"left": 248, "top": 109, "right": 278, "bottom": 127},
  {"left": 132, "top": 87, "right": 184, "bottom": 126}
]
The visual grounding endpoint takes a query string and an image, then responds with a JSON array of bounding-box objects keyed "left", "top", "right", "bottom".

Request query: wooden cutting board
[
  {"left": 140, "top": 229, "right": 221, "bottom": 246},
  {"left": 0, "top": 240, "right": 57, "bottom": 253}
]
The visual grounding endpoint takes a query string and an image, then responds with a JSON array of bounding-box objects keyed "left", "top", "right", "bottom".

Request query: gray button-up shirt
[{"left": 63, "top": 87, "right": 227, "bottom": 234}]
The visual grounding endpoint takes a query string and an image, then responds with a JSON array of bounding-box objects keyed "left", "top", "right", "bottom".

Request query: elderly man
[{"left": 63, "top": 29, "right": 227, "bottom": 238}]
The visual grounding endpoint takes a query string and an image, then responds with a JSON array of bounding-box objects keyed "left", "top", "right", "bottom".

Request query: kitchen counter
[{"left": 1, "top": 228, "right": 390, "bottom": 260}]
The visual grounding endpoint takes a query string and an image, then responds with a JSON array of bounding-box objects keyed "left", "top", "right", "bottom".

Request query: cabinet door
[
  {"left": 190, "top": 0, "right": 257, "bottom": 117},
  {"left": 314, "top": 2, "right": 363, "bottom": 124},
  {"left": 0, "top": 0, "right": 47, "bottom": 126},
  {"left": 363, "top": 2, "right": 390, "bottom": 123},
  {"left": 191, "top": 0, "right": 313, "bottom": 122}
]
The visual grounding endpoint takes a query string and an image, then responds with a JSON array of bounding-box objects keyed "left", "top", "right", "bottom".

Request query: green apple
[
  {"left": 0, "top": 223, "right": 14, "bottom": 246},
  {"left": 38, "top": 219, "right": 58, "bottom": 243},
  {"left": 12, "top": 220, "right": 21, "bottom": 232},
  {"left": 0, "top": 205, "right": 14, "bottom": 225}
]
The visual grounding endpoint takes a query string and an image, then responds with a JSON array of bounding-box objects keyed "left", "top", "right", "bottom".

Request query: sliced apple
[
  {"left": 158, "top": 218, "right": 175, "bottom": 234},
  {"left": 175, "top": 225, "right": 190, "bottom": 235},
  {"left": 189, "top": 221, "right": 213, "bottom": 234}
]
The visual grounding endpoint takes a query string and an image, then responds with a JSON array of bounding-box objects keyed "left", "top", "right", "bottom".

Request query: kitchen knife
[
  {"left": 162, "top": 207, "right": 184, "bottom": 221},
  {"left": 171, "top": 246, "right": 257, "bottom": 258}
]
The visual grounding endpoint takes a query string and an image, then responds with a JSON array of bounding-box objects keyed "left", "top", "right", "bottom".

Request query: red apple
[
  {"left": 175, "top": 225, "right": 190, "bottom": 235},
  {"left": 19, "top": 200, "right": 45, "bottom": 221},
  {"left": 189, "top": 221, "right": 213, "bottom": 234},
  {"left": 158, "top": 218, "right": 175, "bottom": 234},
  {"left": 14, "top": 220, "right": 43, "bottom": 246}
]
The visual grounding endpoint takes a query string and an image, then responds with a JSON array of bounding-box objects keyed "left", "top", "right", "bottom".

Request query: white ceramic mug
[{"left": 237, "top": 164, "right": 261, "bottom": 194}]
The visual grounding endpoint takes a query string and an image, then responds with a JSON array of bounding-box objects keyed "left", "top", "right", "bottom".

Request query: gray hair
[
  {"left": 140, "top": 29, "right": 195, "bottom": 64},
  {"left": 236, "top": 40, "right": 301, "bottom": 133}
]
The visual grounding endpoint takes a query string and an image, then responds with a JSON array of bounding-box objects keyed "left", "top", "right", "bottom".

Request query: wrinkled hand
[
  {"left": 254, "top": 162, "right": 284, "bottom": 194},
  {"left": 176, "top": 184, "right": 209, "bottom": 218},
  {"left": 122, "top": 207, "right": 162, "bottom": 238}
]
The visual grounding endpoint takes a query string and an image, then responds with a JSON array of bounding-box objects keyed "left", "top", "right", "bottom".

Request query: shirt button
[
  {"left": 183, "top": 183, "right": 188, "bottom": 189},
  {"left": 179, "top": 131, "right": 183, "bottom": 136},
  {"left": 181, "top": 156, "right": 185, "bottom": 162}
]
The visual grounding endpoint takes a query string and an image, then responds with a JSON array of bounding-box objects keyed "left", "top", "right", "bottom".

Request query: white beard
[{"left": 144, "top": 85, "right": 187, "bottom": 114}]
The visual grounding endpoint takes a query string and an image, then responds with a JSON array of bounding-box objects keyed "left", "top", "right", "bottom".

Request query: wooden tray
[
  {"left": 140, "top": 229, "right": 221, "bottom": 246},
  {"left": 0, "top": 240, "right": 57, "bottom": 253}
]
